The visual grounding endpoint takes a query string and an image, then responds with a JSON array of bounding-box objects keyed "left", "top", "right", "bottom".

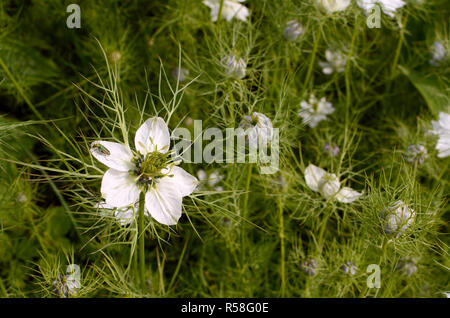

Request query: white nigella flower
[
  {"left": 319, "top": 49, "right": 347, "bottom": 75},
  {"left": 197, "top": 169, "right": 224, "bottom": 191},
  {"left": 203, "top": 0, "right": 249, "bottom": 22},
  {"left": 304, "top": 164, "right": 362, "bottom": 203},
  {"left": 283, "top": 20, "right": 304, "bottom": 42},
  {"left": 396, "top": 257, "right": 418, "bottom": 277},
  {"left": 403, "top": 144, "right": 427, "bottom": 165},
  {"left": 430, "top": 41, "right": 446, "bottom": 66},
  {"left": 53, "top": 274, "right": 80, "bottom": 298},
  {"left": 341, "top": 261, "right": 358, "bottom": 275},
  {"left": 430, "top": 112, "right": 450, "bottom": 158},
  {"left": 222, "top": 54, "right": 247, "bottom": 79},
  {"left": 90, "top": 117, "right": 198, "bottom": 226},
  {"left": 316, "top": 0, "right": 351, "bottom": 13},
  {"left": 238, "top": 112, "right": 274, "bottom": 148},
  {"left": 172, "top": 67, "right": 190, "bottom": 83},
  {"left": 357, "top": 0, "right": 406, "bottom": 18},
  {"left": 380, "top": 200, "right": 415, "bottom": 237},
  {"left": 298, "top": 94, "right": 335, "bottom": 128}
]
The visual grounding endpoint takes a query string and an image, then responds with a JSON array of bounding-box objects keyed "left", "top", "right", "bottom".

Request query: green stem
[
  {"left": 390, "top": 14, "right": 408, "bottom": 80},
  {"left": 241, "top": 163, "right": 253, "bottom": 263},
  {"left": 302, "top": 30, "right": 321, "bottom": 94},
  {"left": 138, "top": 191, "right": 146, "bottom": 294},
  {"left": 217, "top": 0, "right": 225, "bottom": 23},
  {"left": 278, "top": 197, "right": 285, "bottom": 297},
  {"left": 0, "top": 277, "right": 7, "bottom": 297},
  {"left": 0, "top": 57, "right": 45, "bottom": 122}
]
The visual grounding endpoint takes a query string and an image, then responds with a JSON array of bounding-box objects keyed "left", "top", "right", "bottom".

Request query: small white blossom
[
  {"left": 396, "top": 257, "right": 418, "bottom": 276},
  {"left": 341, "top": 261, "right": 358, "bottom": 275},
  {"left": 283, "top": 20, "right": 304, "bottom": 42},
  {"left": 172, "top": 67, "right": 190, "bottom": 82},
  {"left": 238, "top": 112, "right": 274, "bottom": 148},
  {"left": 380, "top": 200, "right": 415, "bottom": 237},
  {"left": 53, "top": 274, "right": 80, "bottom": 298},
  {"left": 90, "top": 117, "right": 198, "bottom": 226},
  {"left": 357, "top": 0, "right": 406, "bottom": 18},
  {"left": 197, "top": 169, "right": 224, "bottom": 191},
  {"left": 304, "top": 164, "right": 362, "bottom": 203},
  {"left": 298, "top": 94, "right": 335, "bottom": 128},
  {"left": 431, "top": 112, "right": 450, "bottom": 158},
  {"left": 430, "top": 41, "right": 446, "bottom": 66},
  {"left": 403, "top": 144, "right": 427, "bottom": 165},
  {"left": 319, "top": 49, "right": 347, "bottom": 75},
  {"left": 316, "top": 0, "right": 351, "bottom": 13},
  {"left": 222, "top": 54, "right": 247, "bottom": 79},
  {"left": 203, "top": 0, "right": 249, "bottom": 22},
  {"left": 443, "top": 292, "right": 450, "bottom": 298}
]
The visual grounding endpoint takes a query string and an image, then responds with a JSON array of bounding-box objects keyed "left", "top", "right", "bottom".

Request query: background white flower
[
  {"left": 203, "top": 0, "right": 249, "bottom": 22},
  {"left": 238, "top": 112, "right": 274, "bottom": 148},
  {"left": 380, "top": 200, "right": 415, "bottom": 237},
  {"left": 403, "top": 144, "right": 427, "bottom": 165},
  {"left": 357, "top": 0, "right": 406, "bottom": 18},
  {"left": 319, "top": 49, "right": 347, "bottom": 75},
  {"left": 172, "top": 66, "right": 190, "bottom": 82},
  {"left": 90, "top": 117, "right": 198, "bottom": 226},
  {"left": 197, "top": 169, "right": 224, "bottom": 191},
  {"left": 430, "top": 41, "right": 446, "bottom": 66},
  {"left": 431, "top": 112, "right": 450, "bottom": 158},
  {"left": 298, "top": 94, "right": 335, "bottom": 128},
  {"left": 53, "top": 274, "right": 80, "bottom": 298},
  {"left": 283, "top": 20, "right": 304, "bottom": 42},
  {"left": 396, "top": 257, "right": 418, "bottom": 276},
  {"left": 222, "top": 54, "right": 247, "bottom": 79},
  {"left": 304, "top": 164, "right": 362, "bottom": 203},
  {"left": 316, "top": 0, "right": 351, "bottom": 13}
]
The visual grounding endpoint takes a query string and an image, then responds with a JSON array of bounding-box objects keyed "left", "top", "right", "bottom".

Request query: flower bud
[
  {"left": 323, "top": 142, "right": 340, "bottom": 157},
  {"left": 283, "top": 20, "right": 304, "bottom": 42},
  {"left": 403, "top": 144, "right": 427, "bottom": 165},
  {"left": 302, "top": 258, "right": 317, "bottom": 276},
  {"left": 380, "top": 200, "right": 415, "bottom": 237},
  {"left": 222, "top": 54, "right": 246, "bottom": 79}
]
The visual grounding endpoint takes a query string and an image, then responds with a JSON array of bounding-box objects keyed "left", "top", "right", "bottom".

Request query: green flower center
[{"left": 138, "top": 151, "right": 171, "bottom": 179}]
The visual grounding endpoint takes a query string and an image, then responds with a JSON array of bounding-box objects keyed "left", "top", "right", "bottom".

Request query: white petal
[
  {"left": 90, "top": 141, "right": 134, "bottom": 172},
  {"left": 101, "top": 169, "right": 140, "bottom": 207},
  {"left": 115, "top": 206, "right": 135, "bottom": 226},
  {"left": 164, "top": 166, "right": 198, "bottom": 197},
  {"left": 322, "top": 67, "right": 333, "bottom": 75},
  {"left": 145, "top": 180, "right": 183, "bottom": 226},
  {"left": 320, "top": 174, "right": 341, "bottom": 198},
  {"left": 134, "top": 117, "right": 170, "bottom": 155},
  {"left": 336, "top": 187, "right": 362, "bottom": 203},
  {"left": 304, "top": 164, "right": 326, "bottom": 192}
]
